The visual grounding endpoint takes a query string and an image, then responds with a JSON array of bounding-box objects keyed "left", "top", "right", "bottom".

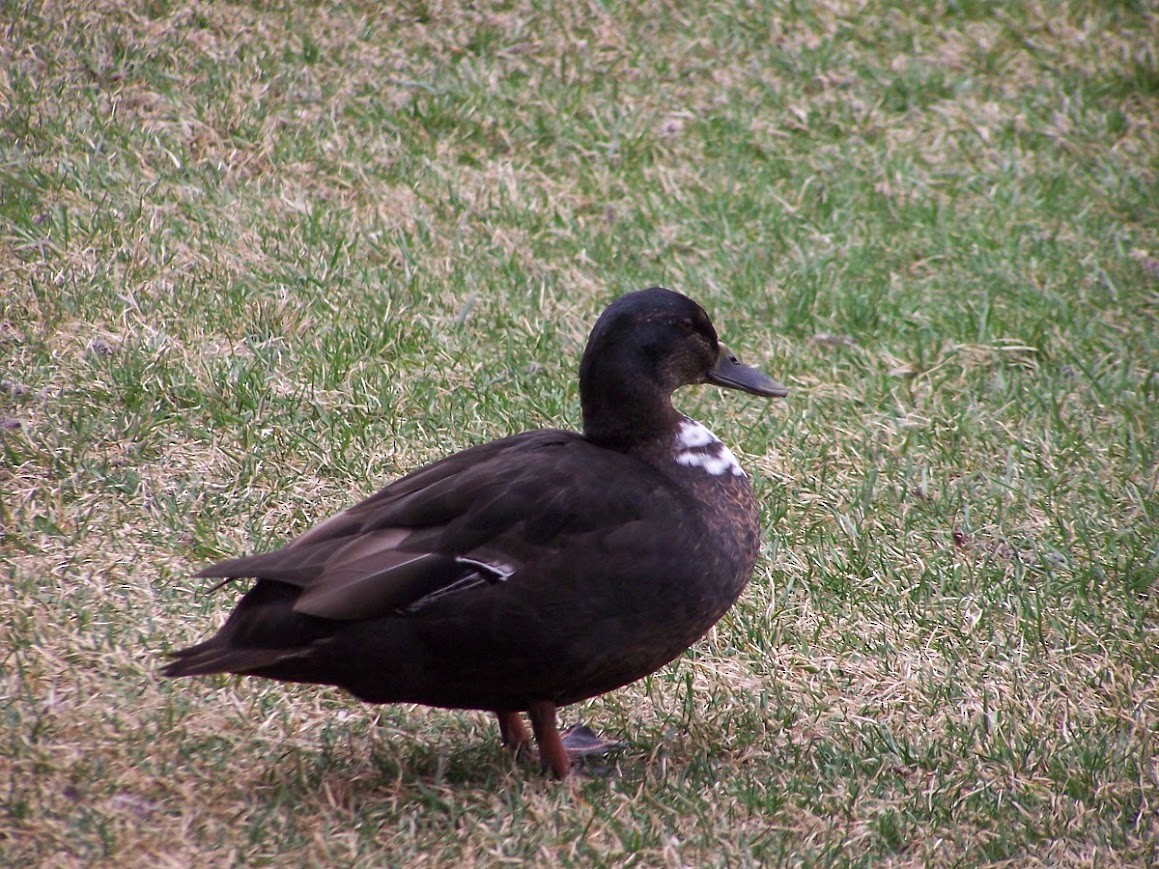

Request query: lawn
[{"left": 2, "top": 0, "right": 1157, "bottom": 865}]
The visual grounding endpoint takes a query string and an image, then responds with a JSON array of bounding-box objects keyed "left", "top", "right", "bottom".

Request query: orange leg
[
  {"left": 528, "top": 701, "right": 571, "bottom": 779},
  {"left": 497, "top": 711, "right": 530, "bottom": 756}
]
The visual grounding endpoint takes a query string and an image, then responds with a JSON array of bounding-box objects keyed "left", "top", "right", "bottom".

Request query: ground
[{"left": 2, "top": 0, "right": 1157, "bottom": 865}]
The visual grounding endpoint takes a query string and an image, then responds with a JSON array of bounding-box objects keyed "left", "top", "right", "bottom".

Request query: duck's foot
[
  {"left": 560, "top": 722, "right": 628, "bottom": 759},
  {"left": 528, "top": 701, "right": 571, "bottom": 778},
  {"left": 498, "top": 708, "right": 627, "bottom": 778},
  {"left": 497, "top": 710, "right": 532, "bottom": 758}
]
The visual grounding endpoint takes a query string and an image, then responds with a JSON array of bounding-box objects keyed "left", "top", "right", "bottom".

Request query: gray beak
[{"left": 705, "top": 344, "right": 788, "bottom": 398}]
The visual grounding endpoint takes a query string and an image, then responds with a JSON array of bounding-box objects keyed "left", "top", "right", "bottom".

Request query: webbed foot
[
  {"left": 496, "top": 710, "right": 627, "bottom": 778},
  {"left": 560, "top": 722, "right": 628, "bottom": 759}
]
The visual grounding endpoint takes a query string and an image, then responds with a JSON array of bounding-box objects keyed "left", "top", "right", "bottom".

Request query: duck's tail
[
  {"left": 161, "top": 640, "right": 309, "bottom": 678},
  {"left": 161, "top": 579, "right": 330, "bottom": 679}
]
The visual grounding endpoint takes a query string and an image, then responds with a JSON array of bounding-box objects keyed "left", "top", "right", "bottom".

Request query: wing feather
[{"left": 192, "top": 430, "right": 674, "bottom": 620}]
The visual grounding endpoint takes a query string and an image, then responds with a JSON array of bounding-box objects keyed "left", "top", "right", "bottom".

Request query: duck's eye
[{"left": 679, "top": 317, "right": 694, "bottom": 333}]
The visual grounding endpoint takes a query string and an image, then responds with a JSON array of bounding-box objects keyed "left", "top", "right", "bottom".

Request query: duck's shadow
[{"left": 247, "top": 732, "right": 636, "bottom": 804}]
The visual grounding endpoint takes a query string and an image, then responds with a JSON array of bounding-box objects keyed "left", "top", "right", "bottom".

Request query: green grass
[{"left": 2, "top": 0, "right": 1157, "bottom": 864}]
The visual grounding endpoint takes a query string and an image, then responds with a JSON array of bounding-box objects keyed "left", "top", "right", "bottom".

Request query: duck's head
[{"left": 579, "top": 287, "right": 786, "bottom": 447}]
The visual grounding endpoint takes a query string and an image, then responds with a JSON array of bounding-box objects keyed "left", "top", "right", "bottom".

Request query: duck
[{"left": 162, "top": 287, "right": 787, "bottom": 778}]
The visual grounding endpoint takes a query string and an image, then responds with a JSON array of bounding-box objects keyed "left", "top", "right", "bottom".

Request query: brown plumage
[{"left": 163, "top": 287, "right": 786, "bottom": 778}]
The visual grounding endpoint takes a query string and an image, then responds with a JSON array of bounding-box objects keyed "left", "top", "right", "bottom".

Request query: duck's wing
[{"left": 192, "top": 429, "right": 678, "bottom": 621}]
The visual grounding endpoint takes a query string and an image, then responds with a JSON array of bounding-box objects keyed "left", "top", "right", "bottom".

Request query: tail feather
[
  {"left": 161, "top": 579, "right": 331, "bottom": 679},
  {"left": 161, "top": 643, "right": 309, "bottom": 678}
]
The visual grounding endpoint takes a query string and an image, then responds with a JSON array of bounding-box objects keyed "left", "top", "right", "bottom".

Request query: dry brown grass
[{"left": 3, "top": 0, "right": 1157, "bottom": 864}]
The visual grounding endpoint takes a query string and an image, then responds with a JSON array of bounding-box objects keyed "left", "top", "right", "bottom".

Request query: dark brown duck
[{"left": 163, "top": 287, "right": 787, "bottom": 778}]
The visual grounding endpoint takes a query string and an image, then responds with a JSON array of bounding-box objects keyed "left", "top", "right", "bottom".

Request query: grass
[{"left": 2, "top": 0, "right": 1156, "bottom": 864}]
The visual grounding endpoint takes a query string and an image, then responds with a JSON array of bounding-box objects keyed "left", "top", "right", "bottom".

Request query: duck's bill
[{"left": 707, "top": 345, "right": 788, "bottom": 398}]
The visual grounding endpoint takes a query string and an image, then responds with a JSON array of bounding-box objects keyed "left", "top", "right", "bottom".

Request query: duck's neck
[{"left": 580, "top": 376, "right": 682, "bottom": 454}]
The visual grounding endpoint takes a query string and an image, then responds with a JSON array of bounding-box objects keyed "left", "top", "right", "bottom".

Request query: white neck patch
[{"left": 674, "top": 418, "right": 745, "bottom": 477}]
